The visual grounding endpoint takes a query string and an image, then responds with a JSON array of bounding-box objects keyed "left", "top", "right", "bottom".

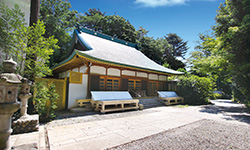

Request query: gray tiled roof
[{"left": 76, "top": 30, "right": 184, "bottom": 75}]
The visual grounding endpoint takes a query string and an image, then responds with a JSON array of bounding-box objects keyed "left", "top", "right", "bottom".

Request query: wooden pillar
[
  {"left": 87, "top": 62, "right": 91, "bottom": 98},
  {"left": 105, "top": 66, "right": 108, "bottom": 76},
  {"left": 119, "top": 68, "right": 122, "bottom": 90}
]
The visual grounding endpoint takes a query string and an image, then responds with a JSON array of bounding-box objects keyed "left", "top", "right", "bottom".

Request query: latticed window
[
  {"left": 99, "top": 77, "right": 120, "bottom": 91},
  {"left": 69, "top": 71, "right": 82, "bottom": 84},
  {"left": 128, "top": 79, "right": 141, "bottom": 90},
  {"left": 106, "top": 78, "right": 120, "bottom": 91},
  {"left": 99, "top": 77, "right": 105, "bottom": 90}
]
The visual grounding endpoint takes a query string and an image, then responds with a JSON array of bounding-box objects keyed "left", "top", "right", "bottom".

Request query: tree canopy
[
  {"left": 162, "top": 33, "right": 188, "bottom": 70},
  {"left": 79, "top": 8, "right": 137, "bottom": 43},
  {"left": 40, "top": 0, "right": 78, "bottom": 66},
  {"left": 190, "top": 0, "right": 250, "bottom": 105},
  {"left": 165, "top": 33, "right": 188, "bottom": 58}
]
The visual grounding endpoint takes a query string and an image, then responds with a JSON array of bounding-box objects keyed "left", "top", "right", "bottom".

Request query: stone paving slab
[
  {"left": 10, "top": 130, "right": 39, "bottom": 150},
  {"left": 47, "top": 107, "right": 203, "bottom": 150},
  {"left": 10, "top": 125, "right": 46, "bottom": 150}
]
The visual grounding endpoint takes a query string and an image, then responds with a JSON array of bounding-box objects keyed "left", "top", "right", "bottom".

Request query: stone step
[{"left": 139, "top": 98, "right": 165, "bottom": 109}]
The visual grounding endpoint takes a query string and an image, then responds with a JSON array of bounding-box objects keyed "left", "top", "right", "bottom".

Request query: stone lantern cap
[{"left": 0, "top": 58, "right": 22, "bottom": 84}]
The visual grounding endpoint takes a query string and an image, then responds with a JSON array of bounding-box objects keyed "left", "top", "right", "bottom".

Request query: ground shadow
[{"left": 200, "top": 102, "right": 250, "bottom": 124}]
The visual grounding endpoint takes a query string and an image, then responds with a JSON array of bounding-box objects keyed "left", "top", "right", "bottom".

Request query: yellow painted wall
[{"left": 35, "top": 78, "right": 67, "bottom": 110}]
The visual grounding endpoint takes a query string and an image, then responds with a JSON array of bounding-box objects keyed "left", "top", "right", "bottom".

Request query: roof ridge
[{"left": 77, "top": 27, "right": 139, "bottom": 49}]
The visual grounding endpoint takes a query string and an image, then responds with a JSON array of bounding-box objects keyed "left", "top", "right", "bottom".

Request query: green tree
[
  {"left": 177, "top": 75, "right": 215, "bottom": 105},
  {"left": 25, "top": 20, "right": 59, "bottom": 78},
  {"left": 79, "top": 8, "right": 137, "bottom": 43},
  {"left": 102, "top": 15, "right": 137, "bottom": 43},
  {"left": 78, "top": 8, "right": 105, "bottom": 32},
  {"left": 190, "top": 33, "right": 232, "bottom": 96},
  {"left": 0, "top": 3, "right": 26, "bottom": 60},
  {"left": 137, "top": 26, "right": 149, "bottom": 41},
  {"left": 165, "top": 33, "right": 188, "bottom": 58},
  {"left": 191, "top": 33, "right": 222, "bottom": 76},
  {"left": 163, "top": 33, "right": 188, "bottom": 70},
  {"left": 33, "top": 81, "right": 59, "bottom": 121},
  {"left": 40, "top": 0, "right": 78, "bottom": 66},
  {"left": 213, "top": 0, "right": 250, "bottom": 105}
]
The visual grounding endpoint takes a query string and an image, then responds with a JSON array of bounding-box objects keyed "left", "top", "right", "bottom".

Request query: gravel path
[
  {"left": 108, "top": 119, "right": 250, "bottom": 150},
  {"left": 46, "top": 105, "right": 162, "bottom": 127},
  {"left": 45, "top": 98, "right": 167, "bottom": 128}
]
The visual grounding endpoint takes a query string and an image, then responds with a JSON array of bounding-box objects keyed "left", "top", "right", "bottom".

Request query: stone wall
[{"left": 12, "top": 115, "right": 39, "bottom": 134}]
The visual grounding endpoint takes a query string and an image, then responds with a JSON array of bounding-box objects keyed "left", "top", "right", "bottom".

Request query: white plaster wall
[
  {"left": 72, "top": 68, "right": 78, "bottom": 72},
  {"left": 149, "top": 74, "right": 158, "bottom": 80},
  {"left": 79, "top": 65, "right": 88, "bottom": 73},
  {"left": 107, "top": 68, "right": 120, "bottom": 76},
  {"left": 159, "top": 75, "right": 167, "bottom": 81},
  {"left": 137, "top": 72, "right": 148, "bottom": 78},
  {"left": 90, "top": 66, "right": 106, "bottom": 75},
  {"left": 122, "top": 70, "right": 135, "bottom": 76},
  {"left": 68, "top": 74, "right": 88, "bottom": 108}
]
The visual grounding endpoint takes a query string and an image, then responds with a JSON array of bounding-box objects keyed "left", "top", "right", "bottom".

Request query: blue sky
[{"left": 68, "top": 0, "right": 224, "bottom": 58}]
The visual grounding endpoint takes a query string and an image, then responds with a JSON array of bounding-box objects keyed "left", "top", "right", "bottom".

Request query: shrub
[
  {"left": 33, "top": 80, "right": 59, "bottom": 122},
  {"left": 177, "top": 75, "right": 215, "bottom": 105},
  {"left": 214, "top": 93, "right": 223, "bottom": 100}
]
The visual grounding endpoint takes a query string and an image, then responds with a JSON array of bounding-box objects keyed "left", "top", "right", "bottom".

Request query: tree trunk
[{"left": 29, "top": 0, "right": 40, "bottom": 27}]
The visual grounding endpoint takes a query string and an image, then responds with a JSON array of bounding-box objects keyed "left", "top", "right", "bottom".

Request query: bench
[
  {"left": 76, "top": 99, "right": 91, "bottom": 107},
  {"left": 157, "top": 91, "right": 184, "bottom": 105},
  {"left": 91, "top": 91, "right": 139, "bottom": 113}
]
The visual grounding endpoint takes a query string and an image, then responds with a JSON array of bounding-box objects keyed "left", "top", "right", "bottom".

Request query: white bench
[
  {"left": 157, "top": 91, "right": 184, "bottom": 105},
  {"left": 91, "top": 91, "right": 139, "bottom": 113}
]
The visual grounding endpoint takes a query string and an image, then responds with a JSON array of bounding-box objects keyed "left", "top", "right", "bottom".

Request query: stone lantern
[
  {"left": 19, "top": 78, "right": 32, "bottom": 116},
  {"left": 0, "top": 58, "right": 22, "bottom": 150}
]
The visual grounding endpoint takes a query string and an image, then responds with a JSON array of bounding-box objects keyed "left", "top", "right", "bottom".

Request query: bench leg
[
  {"left": 95, "top": 103, "right": 99, "bottom": 111},
  {"left": 101, "top": 104, "right": 105, "bottom": 112}
]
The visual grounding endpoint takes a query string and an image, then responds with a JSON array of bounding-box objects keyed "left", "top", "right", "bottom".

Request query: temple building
[{"left": 51, "top": 27, "right": 183, "bottom": 109}]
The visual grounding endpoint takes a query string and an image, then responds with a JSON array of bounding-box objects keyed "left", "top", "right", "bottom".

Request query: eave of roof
[
  {"left": 52, "top": 49, "right": 183, "bottom": 75},
  {"left": 75, "top": 50, "right": 183, "bottom": 75}
]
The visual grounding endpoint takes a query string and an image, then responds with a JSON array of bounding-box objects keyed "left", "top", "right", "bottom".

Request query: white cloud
[
  {"left": 134, "top": 0, "right": 216, "bottom": 7},
  {"left": 134, "top": 0, "right": 189, "bottom": 7}
]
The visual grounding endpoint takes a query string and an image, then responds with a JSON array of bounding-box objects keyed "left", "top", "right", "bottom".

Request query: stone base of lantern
[{"left": 12, "top": 114, "right": 39, "bottom": 134}]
